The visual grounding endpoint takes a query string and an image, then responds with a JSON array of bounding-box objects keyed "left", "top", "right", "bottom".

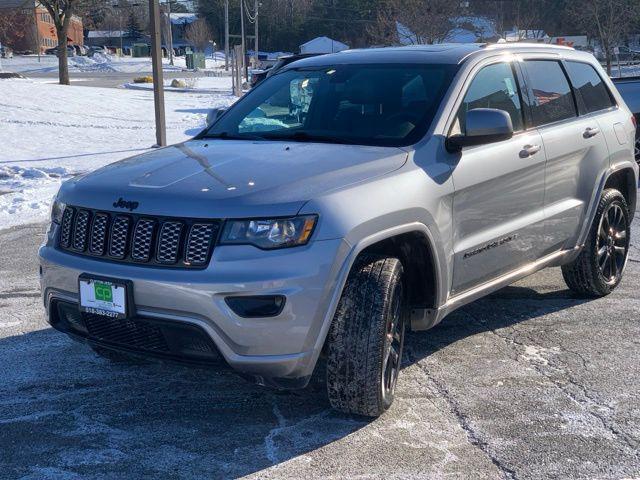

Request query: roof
[
  {"left": 0, "top": 0, "right": 34, "bottom": 8},
  {"left": 282, "top": 43, "right": 579, "bottom": 70},
  {"left": 169, "top": 13, "right": 198, "bottom": 25},
  {"left": 300, "top": 36, "right": 348, "bottom": 49},
  {"left": 87, "top": 31, "right": 125, "bottom": 39}
]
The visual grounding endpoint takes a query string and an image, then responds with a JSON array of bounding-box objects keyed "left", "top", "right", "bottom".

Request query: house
[
  {"left": 300, "top": 36, "right": 348, "bottom": 54},
  {"left": 85, "top": 30, "right": 149, "bottom": 54},
  {"left": 86, "top": 30, "right": 127, "bottom": 47},
  {"left": 0, "top": 0, "right": 83, "bottom": 54}
]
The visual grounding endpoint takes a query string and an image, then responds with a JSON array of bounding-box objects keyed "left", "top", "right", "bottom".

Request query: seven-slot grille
[{"left": 57, "top": 206, "right": 220, "bottom": 269}]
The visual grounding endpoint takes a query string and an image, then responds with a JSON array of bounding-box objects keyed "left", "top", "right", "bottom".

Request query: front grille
[{"left": 57, "top": 206, "right": 221, "bottom": 269}]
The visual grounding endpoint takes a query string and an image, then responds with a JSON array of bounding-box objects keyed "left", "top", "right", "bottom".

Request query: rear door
[
  {"left": 449, "top": 60, "right": 546, "bottom": 295},
  {"left": 521, "top": 58, "right": 611, "bottom": 254}
]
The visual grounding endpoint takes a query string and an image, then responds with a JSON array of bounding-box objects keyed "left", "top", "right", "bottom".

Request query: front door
[{"left": 449, "top": 60, "right": 546, "bottom": 295}]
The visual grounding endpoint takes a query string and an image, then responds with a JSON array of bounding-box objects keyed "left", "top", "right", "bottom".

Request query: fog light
[{"left": 225, "top": 295, "right": 286, "bottom": 318}]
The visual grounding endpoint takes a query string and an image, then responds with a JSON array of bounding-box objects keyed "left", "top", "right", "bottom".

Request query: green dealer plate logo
[{"left": 94, "top": 282, "right": 113, "bottom": 302}]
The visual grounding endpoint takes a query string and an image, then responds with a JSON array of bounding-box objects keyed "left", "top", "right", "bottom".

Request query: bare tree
[
  {"left": 0, "top": 8, "right": 22, "bottom": 48},
  {"left": 369, "top": 0, "right": 460, "bottom": 46},
  {"left": 184, "top": 18, "right": 213, "bottom": 52},
  {"left": 570, "top": 0, "right": 640, "bottom": 74},
  {"left": 38, "top": 0, "right": 87, "bottom": 85},
  {"left": 514, "top": 0, "right": 544, "bottom": 41}
]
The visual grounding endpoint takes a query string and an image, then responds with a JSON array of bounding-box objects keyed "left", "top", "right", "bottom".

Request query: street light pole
[{"left": 148, "top": 0, "right": 166, "bottom": 147}]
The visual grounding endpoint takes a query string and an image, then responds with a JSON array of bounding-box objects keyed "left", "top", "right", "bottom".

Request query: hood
[{"left": 58, "top": 139, "right": 407, "bottom": 218}]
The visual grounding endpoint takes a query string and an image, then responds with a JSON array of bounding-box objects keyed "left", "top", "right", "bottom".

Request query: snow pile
[
  {"left": 0, "top": 79, "right": 237, "bottom": 230},
  {"left": 0, "top": 166, "right": 73, "bottom": 221}
]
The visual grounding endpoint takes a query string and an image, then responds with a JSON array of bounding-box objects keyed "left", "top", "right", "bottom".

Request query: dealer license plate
[{"left": 79, "top": 275, "right": 128, "bottom": 319}]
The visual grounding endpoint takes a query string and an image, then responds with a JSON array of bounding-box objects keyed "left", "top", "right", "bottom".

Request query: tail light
[{"left": 632, "top": 115, "right": 637, "bottom": 130}]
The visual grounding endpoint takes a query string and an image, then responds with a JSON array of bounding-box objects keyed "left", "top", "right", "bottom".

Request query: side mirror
[
  {"left": 206, "top": 107, "right": 226, "bottom": 127},
  {"left": 446, "top": 108, "right": 513, "bottom": 152}
]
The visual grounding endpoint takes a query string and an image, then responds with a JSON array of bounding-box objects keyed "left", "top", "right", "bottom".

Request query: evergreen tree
[{"left": 126, "top": 12, "right": 144, "bottom": 40}]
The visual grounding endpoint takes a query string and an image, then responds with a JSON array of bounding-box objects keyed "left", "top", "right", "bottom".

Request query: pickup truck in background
[{"left": 613, "top": 76, "right": 640, "bottom": 163}]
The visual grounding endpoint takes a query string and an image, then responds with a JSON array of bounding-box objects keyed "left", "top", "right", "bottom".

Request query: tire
[
  {"left": 562, "top": 188, "right": 631, "bottom": 297},
  {"left": 326, "top": 254, "right": 406, "bottom": 417}
]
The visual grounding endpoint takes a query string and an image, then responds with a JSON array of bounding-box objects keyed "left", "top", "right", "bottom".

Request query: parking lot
[{"left": 0, "top": 206, "right": 639, "bottom": 480}]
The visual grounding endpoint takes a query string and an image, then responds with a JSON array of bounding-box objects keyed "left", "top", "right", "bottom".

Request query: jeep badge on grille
[{"left": 113, "top": 198, "right": 139, "bottom": 211}]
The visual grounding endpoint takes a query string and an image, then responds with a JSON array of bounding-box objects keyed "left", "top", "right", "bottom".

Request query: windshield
[{"left": 202, "top": 63, "right": 457, "bottom": 147}]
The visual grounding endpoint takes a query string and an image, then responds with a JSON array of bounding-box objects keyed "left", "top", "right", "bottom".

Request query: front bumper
[{"left": 39, "top": 223, "right": 350, "bottom": 387}]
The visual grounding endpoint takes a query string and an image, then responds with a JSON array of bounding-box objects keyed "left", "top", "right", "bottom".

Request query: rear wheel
[
  {"left": 562, "top": 189, "right": 630, "bottom": 297},
  {"left": 326, "top": 254, "right": 406, "bottom": 417}
]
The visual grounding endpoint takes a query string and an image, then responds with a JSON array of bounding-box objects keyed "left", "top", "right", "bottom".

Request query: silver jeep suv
[{"left": 40, "top": 44, "right": 638, "bottom": 416}]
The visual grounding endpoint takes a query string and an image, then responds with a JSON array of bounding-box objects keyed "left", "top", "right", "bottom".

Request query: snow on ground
[
  {"left": 1, "top": 53, "right": 226, "bottom": 74},
  {"left": 0, "top": 78, "right": 237, "bottom": 230}
]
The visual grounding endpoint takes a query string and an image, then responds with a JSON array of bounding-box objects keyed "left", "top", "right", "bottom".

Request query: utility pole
[
  {"left": 224, "top": 0, "right": 229, "bottom": 70},
  {"left": 254, "top": 0, "right": 259, "bottom": 67},
  {"left": 240, "top": 0, "right": 246, "bottom": 80},
  {"left": 148, "top": 0, "right": 166, "bottom": 147}
]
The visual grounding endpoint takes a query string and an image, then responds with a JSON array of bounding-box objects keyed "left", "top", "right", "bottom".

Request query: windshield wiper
[
  {"left": 261, "top": 131, "right": 354, "bottom": 145},
  {"left": 202, "top": 131, "right": 265, "bottom": 141}
]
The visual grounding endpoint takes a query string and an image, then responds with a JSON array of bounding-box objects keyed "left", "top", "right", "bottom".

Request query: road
[{"left": 1, "top": 209, "right": 639, "bottom": 479}]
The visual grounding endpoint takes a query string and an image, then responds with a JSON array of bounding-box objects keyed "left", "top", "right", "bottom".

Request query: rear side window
[
  {"left": 454, "top": 62, "right": 524, "bottom": 134},
  {"left": 565, "top": 61, "right": 615, "bottom": 114},
  {"left": 525, "top": 60, "right": 577, "bottom": 126}
]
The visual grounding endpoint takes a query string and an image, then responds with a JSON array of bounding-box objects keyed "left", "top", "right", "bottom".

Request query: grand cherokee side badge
[{"left": 113, "top": 198, "right": 139, "bottom": 211}]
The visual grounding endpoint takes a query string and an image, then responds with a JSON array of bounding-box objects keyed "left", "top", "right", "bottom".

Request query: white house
[{"left": 300, "top": 36, "right": 348, "bottom": 54}]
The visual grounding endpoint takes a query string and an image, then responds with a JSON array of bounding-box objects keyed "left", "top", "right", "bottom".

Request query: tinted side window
[
  {"left": 455, "top": 62, "right": 524, "bottom": 134},
  {"left": 565, "top": 61, "right": 615, "bottom": 114},
  {"left": 525, "top": 60, "right": 577, "bottom": 126}
]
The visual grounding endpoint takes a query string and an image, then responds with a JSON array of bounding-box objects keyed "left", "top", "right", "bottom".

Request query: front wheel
[
  {"left": 325, "top": 254, "right": 406, "bottom": 417},
  {"left": 562, "top": 188, "right": 630, "bottom": 297}
]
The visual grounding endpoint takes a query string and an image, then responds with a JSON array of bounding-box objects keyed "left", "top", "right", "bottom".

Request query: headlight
[
  {"left": 50, "top": 197, "right": 66, "bottom": 224},
  {"left": 219, "top": 215, "right": 317, "bottom": 249}
]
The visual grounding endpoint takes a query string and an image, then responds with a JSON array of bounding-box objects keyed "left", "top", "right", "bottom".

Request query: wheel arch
[
  {"left": 576, "top": 164, "right": 638, "bottom": 249},
  {"left": 323, "top": 222, "right": 448, "bottom": 339},
  {"left": 603, "top": 167, "right": 637, "bottom": 220}
]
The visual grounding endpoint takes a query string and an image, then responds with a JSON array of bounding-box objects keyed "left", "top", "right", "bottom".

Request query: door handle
[
  {"left": 583, "top": 127, "right": 600, "bottom": 138},
  {"left": 519, "top": 144, "right": 541, "bottom": 158}
]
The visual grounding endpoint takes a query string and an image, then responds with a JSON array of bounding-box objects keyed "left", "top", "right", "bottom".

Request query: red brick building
[{"left": 0, "top": 0, "right": 83, "bottom": 54}]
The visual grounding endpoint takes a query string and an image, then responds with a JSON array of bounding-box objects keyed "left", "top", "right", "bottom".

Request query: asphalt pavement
[
  {"left": 24, "top": 71, "right": 208, "bottom": 89},
  {"left": 1, "top": 206, "right": 639, "bottom": 479}
]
